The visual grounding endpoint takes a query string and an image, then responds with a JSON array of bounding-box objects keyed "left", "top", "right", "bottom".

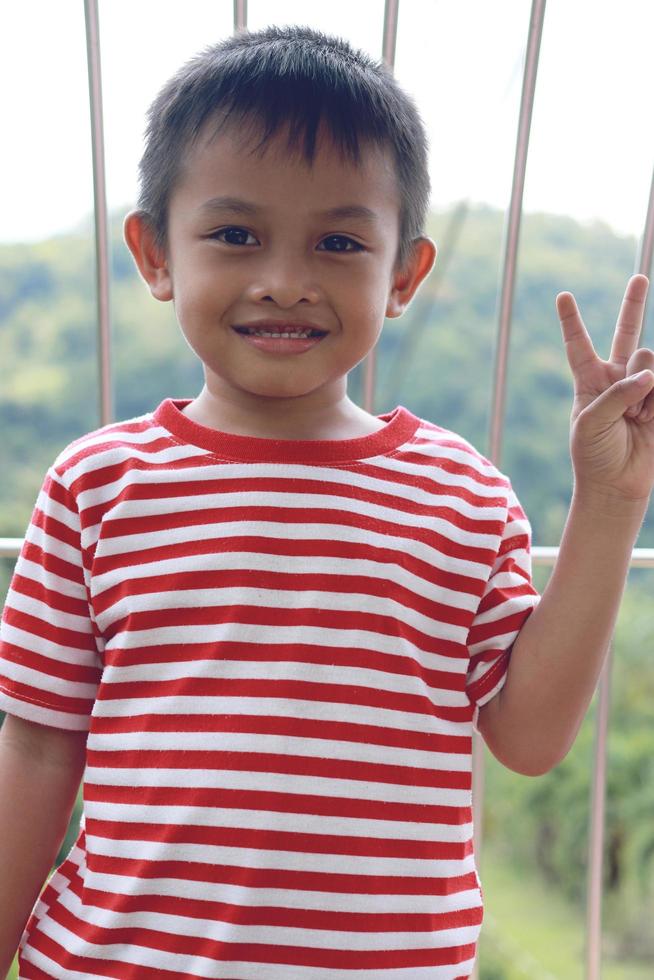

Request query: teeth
[{"left": 249, "top": 330, "right": 312, "bottom": 338}]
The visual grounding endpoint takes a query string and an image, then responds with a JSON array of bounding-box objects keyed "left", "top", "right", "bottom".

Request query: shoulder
[
  {"left": 406, "top": 414, "right": 513, "bottom": 494},
  {"left": 49, "top": 407, "right": 160, "bottom": 486}
]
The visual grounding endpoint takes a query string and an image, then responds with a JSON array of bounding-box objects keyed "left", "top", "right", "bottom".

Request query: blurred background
[{"left": 1, "top": 1, "right": 653, "bottom": 977}]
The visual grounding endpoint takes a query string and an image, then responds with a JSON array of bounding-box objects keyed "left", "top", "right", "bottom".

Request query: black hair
[{"left": 136, "top": 23, "right": 431, "bottom": 272}]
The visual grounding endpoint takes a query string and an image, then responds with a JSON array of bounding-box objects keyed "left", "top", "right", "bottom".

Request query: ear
[
  {"left": 123, "top": 210, "right": 173, "bottom": 302},
  {"left": 385, "top": 237, "right": 437, "bottom": 318}
]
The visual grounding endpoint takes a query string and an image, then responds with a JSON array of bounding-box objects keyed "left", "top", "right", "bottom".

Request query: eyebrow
[{"left": 197, "top": 195, "right": 380, "bottom": 225}]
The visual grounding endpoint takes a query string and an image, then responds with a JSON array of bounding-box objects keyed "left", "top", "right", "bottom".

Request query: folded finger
[
  {"left": 635, "top": 390, "right": 654, "bottom": 422},
  {"left": 625, "top": 347, "right": 654, "bottom": 416}
]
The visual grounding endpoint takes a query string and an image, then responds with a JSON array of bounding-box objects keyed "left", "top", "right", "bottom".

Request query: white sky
[{"left": 1, "top": 0, "right": 653, "bottom": 245}]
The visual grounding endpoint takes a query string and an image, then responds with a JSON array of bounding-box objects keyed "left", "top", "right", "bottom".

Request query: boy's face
[{"left": 126, "top": 119, "right": 435, "bottom": 424}]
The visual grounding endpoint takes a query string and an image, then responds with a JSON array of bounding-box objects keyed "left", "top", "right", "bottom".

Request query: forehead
[{"left": 171, "top": 118, "right": 400, "bottom": 220}]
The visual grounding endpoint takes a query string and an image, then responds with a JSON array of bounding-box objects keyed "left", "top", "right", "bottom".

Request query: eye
[
  {"left": 319, "top": 235, "right": 364, "bottom": 253},
  {"left": 209, "top": 227, "right": 257, "bottom": 246},
  {"left": 207, "top": 227, "right": 364, "bottom": 251}
]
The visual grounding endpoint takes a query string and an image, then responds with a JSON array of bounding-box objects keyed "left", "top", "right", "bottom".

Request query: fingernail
[{"left": 634, "top": 371, "right": 652, "bottom": 386}]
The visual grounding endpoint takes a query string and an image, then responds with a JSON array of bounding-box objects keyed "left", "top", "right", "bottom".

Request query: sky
[{"left": 1, "top": 0, "right": 653, "bottom": 246}]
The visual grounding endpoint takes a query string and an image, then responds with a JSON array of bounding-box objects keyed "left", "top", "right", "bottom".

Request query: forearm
[
  {"left": 0, "top": 734, "right": 82, "bottom": 975},
  {"left": 480, "top": 488, "right": 647, "bottom": 776}
]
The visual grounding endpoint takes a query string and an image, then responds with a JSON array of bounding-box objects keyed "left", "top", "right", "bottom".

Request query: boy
[{"left": 0, "top": 23, "right": 652, "bottom": 980}]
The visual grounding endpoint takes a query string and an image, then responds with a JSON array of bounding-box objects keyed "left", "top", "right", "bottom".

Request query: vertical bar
[
  {"left": 362, "top": 0, "right": 400, "bottom": 414},
  {"left": 233, "top": 0, "right": 247, "bottom": 32},
  {"left": 585, "top": 651, "right": 613, "bottom": 980},
  {"left": 84, "top": 0, "right": 113, "bottom": 427},
  {"left": 381, "top": 0, "right": 399, "bottom": 67},
  {"left": 471, "top": 4, "right": 546, "bottom": 978},
  {"left": 487, "top": 0, "right": 546, "bottom": 467},
  {"left": 380, "top": 203, "right": 469, "bottom": 405},
  {"left": 635, "top": 164, "right": 654, "bottom": 337},
  {"left": 585, "top": 161, "right": 654, "bottom": 980}
]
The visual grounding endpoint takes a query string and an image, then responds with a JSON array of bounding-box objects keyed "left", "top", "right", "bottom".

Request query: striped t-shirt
[{"left": 0, "top": 398, "right": 540, "bottom": 979}]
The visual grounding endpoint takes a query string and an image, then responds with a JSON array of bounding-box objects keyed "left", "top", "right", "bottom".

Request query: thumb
[{"left": 585, "top": 370, "right": 654, "bottom": 425}]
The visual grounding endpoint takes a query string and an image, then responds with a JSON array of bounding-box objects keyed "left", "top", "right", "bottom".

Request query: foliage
[
  {"left": 1, "top": 203, "right": 653, "bottom": 550},
  {"left": 483, "top": 584, "right": 654, "bottom": 965},
  {"left": 1, "top": 204, "right": 653, "bottom": 964}
]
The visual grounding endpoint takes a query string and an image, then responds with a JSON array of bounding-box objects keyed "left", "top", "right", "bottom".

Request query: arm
[
  {"left": 477, "top": 489, "right": 646, "bottom": 776},
  {"left": 0, "top": 714, "right": 87, "bottom": 975},
  {"left": 478, "top": 274, "right": 654, "bottom": 777}
]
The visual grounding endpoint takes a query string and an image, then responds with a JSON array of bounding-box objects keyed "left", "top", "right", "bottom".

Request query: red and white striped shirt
[{"left": 0, "top": 398, "right": 539, "bottom": 979}]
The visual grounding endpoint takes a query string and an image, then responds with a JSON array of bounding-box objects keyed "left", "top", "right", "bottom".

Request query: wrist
[{"left": 571, "top": 483, "right": 650, "bottom": 522}]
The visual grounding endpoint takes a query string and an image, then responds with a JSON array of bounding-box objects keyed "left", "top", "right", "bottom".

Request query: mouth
[{"left": 232, "top": 326, "right": 328, "bottom": 354}]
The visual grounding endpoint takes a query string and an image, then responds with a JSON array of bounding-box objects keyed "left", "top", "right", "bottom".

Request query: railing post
[
  {"left": 362, "top": 0, "right": 400, "bottom": 414},
  {"left": 233, "top": 0, "right": 247, "bottom": 32},
  {"left": 635, "top": 163, "right": 654, "bottom": 334},
  {"left": 83, "top": 0, "right": 113, "bottom": 427},
  {"left": 473, "top": 4, "right": 546, "bottom": 977},
  {"left": 585, "top": 648, "right": 613, "bottom": 980}
]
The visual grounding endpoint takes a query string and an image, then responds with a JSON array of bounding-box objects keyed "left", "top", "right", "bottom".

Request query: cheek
[
  {"left": 172, "top": 272, "right": 219, "bottom": 323},
  {"left": 343, "top": 271, "right": 387, "bottom": 315}
]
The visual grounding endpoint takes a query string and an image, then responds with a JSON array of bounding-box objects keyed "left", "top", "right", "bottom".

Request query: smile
[{"left": 232, "top": 327, "right": 327, "bottom": 353}]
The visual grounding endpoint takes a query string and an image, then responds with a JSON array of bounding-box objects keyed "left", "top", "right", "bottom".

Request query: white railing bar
[
  {"left": 472, "top": 6, "right": 547, "bottom": 978},
  {"left": 487, "top": 0, "right": 547, "bottom": 470},
  {"left": 586, "top": 647, "right": 613, "bottom": 980},
  {"left": 362, "top": 0, "right": 400, "bottom": 416},
  {"left": 532, "top": 546, "right": 654, "bottom": 567},
  {"left": 84, "top": 0, "right": 113, "bottom": 427},
  {"left": 233, "top": 0, "right": 247, "bottom": 33},
  {"left": 584, "top": 87, "right": 654, "bottom": 980},
  {"left": 584, "top": 143, "right": 654, "bottom": 980},
  {"left": 635, "top": 163, "right": 654, "bottom": 335}
]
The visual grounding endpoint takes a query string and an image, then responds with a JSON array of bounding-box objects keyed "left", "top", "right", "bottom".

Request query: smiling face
[{"left": 125, "top": 118, "right": 435, "bottom": 436}]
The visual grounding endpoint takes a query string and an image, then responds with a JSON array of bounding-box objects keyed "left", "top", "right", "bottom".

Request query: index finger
[
  {"left": 556, "top": 291, "right": 598, "bottom": 374},
  {"left": 609, "top": 274, "right": 649, "bottom": 367}
]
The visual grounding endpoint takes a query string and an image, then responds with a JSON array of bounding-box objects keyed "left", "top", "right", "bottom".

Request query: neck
[{"left": 181, "top": 386, "right": 385, "bottom": 440}]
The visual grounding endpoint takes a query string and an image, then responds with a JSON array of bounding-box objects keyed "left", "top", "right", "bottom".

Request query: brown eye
[
  {"left": 319, "top": 235, "right": 364, "bottom": 252},
  {"left": 210, "top": 227, "right": 256, "bottom": 246}
]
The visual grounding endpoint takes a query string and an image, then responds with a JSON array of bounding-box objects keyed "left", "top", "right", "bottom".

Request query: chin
[{"left": 237, "top": 381, "right": 316, "bottom": 400}]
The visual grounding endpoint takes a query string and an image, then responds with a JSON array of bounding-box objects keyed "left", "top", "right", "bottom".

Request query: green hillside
[
  {"left": 1, "top": 204, "right": 653, "bottom": 974},
  {"left": 1, "top": 203, "right": 652, "bottom": 549}
]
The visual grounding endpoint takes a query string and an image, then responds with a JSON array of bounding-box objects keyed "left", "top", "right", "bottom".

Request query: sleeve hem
[
  {"left": 0, "top": 687, "right": 91, "bottom": 732},
  {"left": 472, "top": 669, "right": 508, "bottom": 733}
]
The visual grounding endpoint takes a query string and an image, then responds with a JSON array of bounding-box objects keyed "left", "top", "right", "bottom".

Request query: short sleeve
[
  {"left": 0, "top": 465, "right": 102, "bottom": 731},
  {"left": 466, "top": 482, "right": 540, "bottom": 732}
]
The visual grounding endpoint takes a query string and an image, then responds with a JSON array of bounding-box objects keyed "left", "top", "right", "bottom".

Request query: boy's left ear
[
  {"left": 123, "top": 210, "right": 173, "bottom": 302},
  {"left": 385, "top": 237, "right": 437, "bottom": 318}
]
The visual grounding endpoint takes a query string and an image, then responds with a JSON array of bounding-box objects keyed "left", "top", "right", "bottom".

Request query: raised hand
[{"left": 557, "top": 274, "right": 654, "bottom": 505}]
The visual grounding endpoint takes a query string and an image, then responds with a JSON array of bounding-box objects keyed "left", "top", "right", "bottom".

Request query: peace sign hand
[{"left": 558, "top": 274, "right": 654, "bottom": 508}]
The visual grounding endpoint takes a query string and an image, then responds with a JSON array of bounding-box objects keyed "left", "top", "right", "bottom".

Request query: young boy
[{"left": 1, "top": 23, "right": 652, "bottom": 980}]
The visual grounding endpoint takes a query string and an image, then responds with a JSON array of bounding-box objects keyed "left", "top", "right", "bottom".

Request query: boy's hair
[{"left": 136, "top": 24, "right": 431, "bottom": 273}]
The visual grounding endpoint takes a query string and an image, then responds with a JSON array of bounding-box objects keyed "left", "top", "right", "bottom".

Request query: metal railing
[
  {"left": 3, "top": 1, "right": 653, "bottom": 977},
  {"left": 472, "top": 0, "right": 653, "bottom": 968}
]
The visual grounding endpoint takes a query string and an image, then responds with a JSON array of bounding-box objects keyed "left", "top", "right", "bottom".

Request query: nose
[{"left": 247, "top": 252, "right": 321, "bottom": 307}]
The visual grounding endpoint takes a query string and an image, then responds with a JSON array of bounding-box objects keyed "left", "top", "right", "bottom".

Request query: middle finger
[{"left": 609, "top": 274, "right": 649, "bottom": 368}]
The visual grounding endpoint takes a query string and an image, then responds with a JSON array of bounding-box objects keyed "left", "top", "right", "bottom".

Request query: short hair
[{"left": 136, "top": 24, "right": 431, "bottom": 272}]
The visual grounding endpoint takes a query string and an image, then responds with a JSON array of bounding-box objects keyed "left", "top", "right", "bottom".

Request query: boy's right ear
[{"left": 123, "top": 211, "right": 173, "bottom": 302}]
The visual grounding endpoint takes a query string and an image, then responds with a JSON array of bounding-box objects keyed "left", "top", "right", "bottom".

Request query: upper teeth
[{"left": 248, "top": 329, "right": 313, "bottom": 338}]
